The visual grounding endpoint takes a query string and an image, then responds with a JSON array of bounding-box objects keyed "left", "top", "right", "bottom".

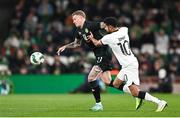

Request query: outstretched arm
[{"left": 57, "top": 38, "right": 81, "bottom": 55}]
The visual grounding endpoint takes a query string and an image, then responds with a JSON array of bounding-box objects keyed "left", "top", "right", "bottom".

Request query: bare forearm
[
  {"left": 64, "top": 40, "right": 81, "bottom": 48},
  {"left": 91, "top": 38, "right": 102, "bottom": 47},
  {"left": 57, "top": 38, "right": 81, "bottom": 55},
  {"left": 65, "top": 42, "right": 77, "bottom": 48}
]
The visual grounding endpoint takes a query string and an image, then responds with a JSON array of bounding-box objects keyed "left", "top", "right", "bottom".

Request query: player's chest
[{"left": 78, "top": 28, "right": 90, "bottom": 42}]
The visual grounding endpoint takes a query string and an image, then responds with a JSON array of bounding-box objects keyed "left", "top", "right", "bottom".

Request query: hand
[
  {"left": 57, "top": 46, "right": 66, "bottom": 55},
  {"left": 87, "top": 32, "right": 94, "bottom": 41}
]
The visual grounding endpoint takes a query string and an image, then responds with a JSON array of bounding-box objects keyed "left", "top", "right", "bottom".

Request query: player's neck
[
  {"left": 112, "top": 27, "right": 119, "bottom": 32},
  {"left": 80, "top": 19, "right": 86, "bottom": 29}
]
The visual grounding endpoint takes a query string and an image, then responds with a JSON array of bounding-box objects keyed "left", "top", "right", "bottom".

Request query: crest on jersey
[{"left": 85, "top": 28, "right": 89, "bottom": 33}]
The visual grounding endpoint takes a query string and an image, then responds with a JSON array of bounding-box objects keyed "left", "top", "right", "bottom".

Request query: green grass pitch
[{"left": 0, "top": 94, "right": 179, "bottom": 117}]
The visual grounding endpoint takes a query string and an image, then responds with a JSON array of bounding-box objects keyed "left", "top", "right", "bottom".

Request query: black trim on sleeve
[{"left": 100, "top": 40, "right": 104, "bottom": 45}]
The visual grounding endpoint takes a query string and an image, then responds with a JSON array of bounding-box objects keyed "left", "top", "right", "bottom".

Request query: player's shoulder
[
  {"left": 119, "top": 27, "right": 128, "bottom": 33},
  {"left": 86, "top": 20, "right": 100, "bottom": 23},
  {"left": 119, "top": 27, "right": 128, "bottom": 32},
  {"left": 86, "top": 20, "right": 99, "bottom": 27}
]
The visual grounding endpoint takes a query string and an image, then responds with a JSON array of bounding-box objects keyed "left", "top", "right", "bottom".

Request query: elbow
[{"left": 94, "top": 43, "right": 100, "bottom": 47}]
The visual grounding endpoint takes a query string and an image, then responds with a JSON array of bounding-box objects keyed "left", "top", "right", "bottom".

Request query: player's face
[
  {"left": 105, "top": 25, "right": 113, "bottom": 33},
  {"left": 72, "top": 15, "right": 84, "bottom": 27}
]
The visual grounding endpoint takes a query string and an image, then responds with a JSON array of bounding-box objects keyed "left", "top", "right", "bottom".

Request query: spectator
[{"left": 155, "top": 29, "right": 169, "bottom": 55}]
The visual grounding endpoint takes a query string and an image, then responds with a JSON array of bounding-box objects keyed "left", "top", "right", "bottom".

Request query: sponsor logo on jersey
[{"left": 82, "top": 34, "right": 88, "bottom": 41}]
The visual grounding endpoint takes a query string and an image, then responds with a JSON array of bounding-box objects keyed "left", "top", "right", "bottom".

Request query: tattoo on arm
[{"left": 65, "top": 38, "right": 81, "bottom": 48}]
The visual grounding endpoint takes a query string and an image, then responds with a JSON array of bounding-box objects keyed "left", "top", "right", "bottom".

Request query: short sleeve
[
  {"left": 75, "top": 30, "right": 81, "bottom": 39},
  {"left": 101, "top": 34, "right": 112, "bottom": 45}
]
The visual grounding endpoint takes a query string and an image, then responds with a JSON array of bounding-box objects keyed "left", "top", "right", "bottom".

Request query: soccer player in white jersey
[{"left": 88, "top": 17, "right": 167, "bottom": 112}]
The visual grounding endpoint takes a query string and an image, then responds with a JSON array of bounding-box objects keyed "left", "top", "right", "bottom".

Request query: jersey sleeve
[
  {"left": 100, "top": 34, "right": 112, "bottom": 45},
  {"left": 74, "top": 30, "right": 81, "bottom": 39}
]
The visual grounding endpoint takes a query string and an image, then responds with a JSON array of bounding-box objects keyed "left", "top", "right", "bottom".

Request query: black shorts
[
  {"left": 93, "top": 46, "right": 113, "bottom": 72},
  {"left": 95, "top": 55, "right": 113, "bottom": 72}
]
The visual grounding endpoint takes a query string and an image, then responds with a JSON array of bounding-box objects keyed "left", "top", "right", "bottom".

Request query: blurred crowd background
[{"left": 0, "top": 0, "right": 179, "bottom": 78}]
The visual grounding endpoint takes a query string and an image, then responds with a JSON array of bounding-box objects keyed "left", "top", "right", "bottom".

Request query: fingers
[
  {"left": 87, "top": 35, "right": 91, "bottom": 40},
  {"left": 61, "top": 48, "right": 65, "bottom": 52},
  {"left": 57, "top": 47, "right": 64, "bottom": 55},
  {"left": 90, "top": 32, "right": 93, "bottom": 36},
  {"left": 87, "top": 32, "right": 93, "bottom": 40},
  {"left": 57, "top": 49, "right": 61, "bottom": 55}
]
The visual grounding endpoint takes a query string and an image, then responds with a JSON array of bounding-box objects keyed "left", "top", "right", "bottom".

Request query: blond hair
[{"left": 72, "top": 10, "right": 86, "bottom": 18}]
